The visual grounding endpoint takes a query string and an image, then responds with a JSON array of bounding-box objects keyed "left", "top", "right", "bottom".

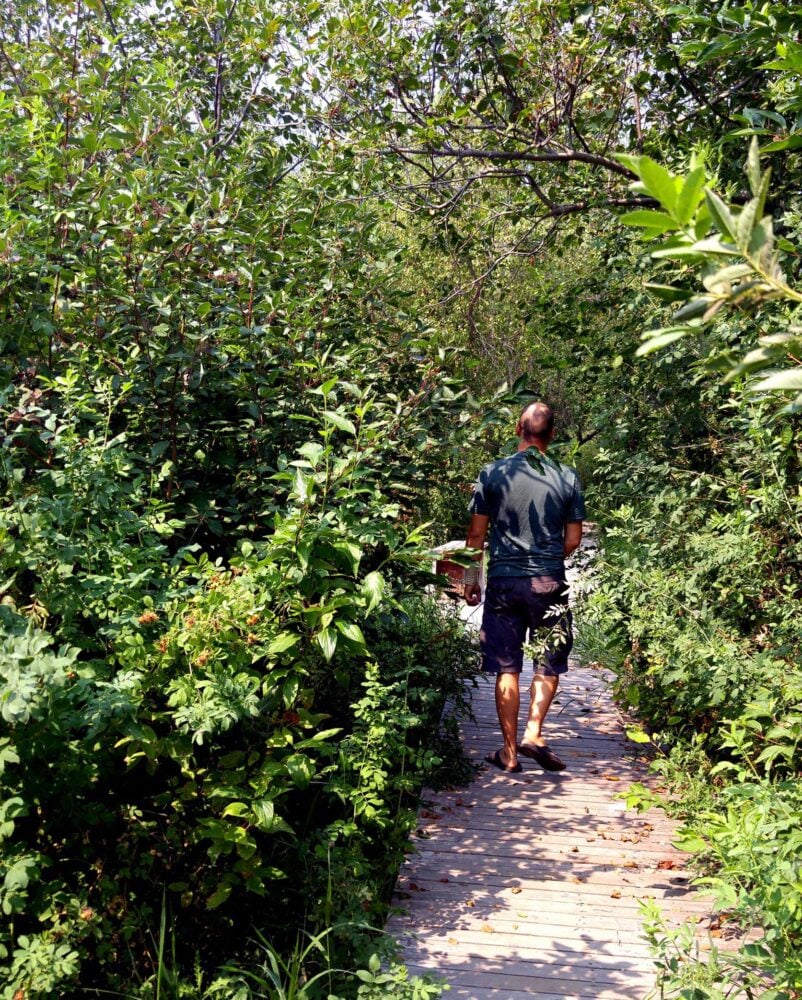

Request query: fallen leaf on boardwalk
[
  {"left": 622, "top": 861, "right": 638, "bottom": 869},
  {"left": 420, "top": 810, "right": 440, "bottom": 820},
  {"left": 603, "top": 774, "right": 620, "bottom": 781},
  {"left": 481, "top": 924, "right": 494, "bottom": 934},
  {"left": 512, "top": 923, "right": 519, "bottom": 930},
  {"left": 657, "top": 859, "right": 678, "bottom": 870},
  {"left": 610, "top": 890, "right": 622, "bottom": 899},
  {"left": 447, "top": 938, "right": 458, "bottom": 945},
  {"left": 438, "top": 878, "right": 449, "bottom": 883},
  {"left": 570, "top": 875, "right": 585, "bottom": 883},
  {"left": 510, "top": 887, "right": 522, "bottom": 894},
  {"left": 465, "top": 899, "right": 476, "bottom": 908},
  {"left": 517, "top": 911, "right": 527, "bottom": 917},
  {"left": 710, "top": 929, "right": 722, "bottom": 938},
  {"left": 586, "top": 837, "right": 596, "bottom": 843},
  {"left": 571, "top": 846, "right": 579, "bottom": 853},
  {"left": 408, "top": 883, "right": 425, "bottom": 892}
]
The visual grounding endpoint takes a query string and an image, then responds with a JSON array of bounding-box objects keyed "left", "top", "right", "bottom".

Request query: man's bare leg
[
  {"left": 495, "top": 672, "right": 520, "bottom": 768},
  {"left": 522, "top": 673, "right": 558, "bottom": 746}
]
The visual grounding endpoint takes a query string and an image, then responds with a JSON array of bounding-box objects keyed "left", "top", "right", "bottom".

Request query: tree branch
[{"left": 387, "top": 144, "right": 637, "bottom": 179}]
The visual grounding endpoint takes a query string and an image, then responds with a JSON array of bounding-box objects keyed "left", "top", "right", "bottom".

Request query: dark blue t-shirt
[{"left": 468, "top": 450, "right": 586, "bottom": 578}]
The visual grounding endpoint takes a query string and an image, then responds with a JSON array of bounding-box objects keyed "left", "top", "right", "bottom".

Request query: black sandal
[
  {"left": 484, "top": 749, "right": 522, "bottom": 773},
  {"left": 518, "top": 742, "right": 566, "bottom": 771}
]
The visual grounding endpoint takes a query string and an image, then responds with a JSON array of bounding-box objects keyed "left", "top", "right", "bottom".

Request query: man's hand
[{"left": 464, "top": 583, "right": 482, "bottom": 606}]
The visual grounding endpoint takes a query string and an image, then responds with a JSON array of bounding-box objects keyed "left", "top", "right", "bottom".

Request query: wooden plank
[{"left": 387, "top": 665, "right": 718, "bottom": 998}]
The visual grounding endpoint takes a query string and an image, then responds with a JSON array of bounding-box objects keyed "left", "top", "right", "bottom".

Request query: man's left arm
[{"left": 564, "top": 520, "right": 583, "bottom": 557}]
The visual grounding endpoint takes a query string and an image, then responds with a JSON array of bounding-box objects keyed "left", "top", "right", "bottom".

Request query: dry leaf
[
  {"left": 657, "top": 859, "right": 678, "bottom": 871},
  {"left": 603, "top": 774, "right": 620, "bottom": 782},
  {"left": 610, "top": 890, "right": 622, "bottom": 899},
  {"left": 481, "top": 923, "right": 494, "bottom": 934},
  {"left": 447, "top": 938, "right": 459, "bottom": 945},
  {"left": 510, "top": 887, "right": 522, "bottom": 894},
  {"left": 465, "top": 899, "right": 475, "bottom": 908},
  {"left": 622, "top": 860, "right": 638, "bottom": 869}
]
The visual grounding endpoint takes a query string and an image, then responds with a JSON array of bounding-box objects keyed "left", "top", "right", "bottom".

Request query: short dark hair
[{"left": 519, "top": 402, "right": 554, "bottom": 440}]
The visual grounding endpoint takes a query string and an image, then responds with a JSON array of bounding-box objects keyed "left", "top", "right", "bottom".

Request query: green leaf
[
  {"left": 638, "top": 158, "right": 680, "bottom": 215},
  {"left": 361, "top": 571, "right": 385, "bottom": 613},
  {"left": 635, "top": 328, "right": 692, "bottom": 356},
  {"left": 673, "top": 298, "right": 713, "bottom": 322},
  {"left": 323, "top": 411, "right": 356, "bottom": 435},
  {"left": 672, "top": 831, "right": 707, "bottom": 853},
  {"left": 251, "top": 799, "right": 275, "bottom": 831},
  {"left": 760, "top": 134, "right": 802, "bottom": 152},
  {"left": 282, "top": 675, "right": 300, "bottom": 707},
  {"left": 702, "top": 264, "right": 754, "bottom": 292},
  {"left": 644, "top": 283, "right": 692, "bottom": 302},
  {"left": 316, "top": 628, "right": 338, "bottom": 660},
  {"left": 736, "top": 198, "right": 759, "bottom": 249},
  {"left": 297, "top": 441, "right": 325, "bottom": 467},
  {"left": 268, "top": 633, "right": 300, "bottom": 655},
  {"left": 222, "top": 802, "right": 249, "bottom": 818},
  {"left": 745, "top": 136, "right": 762, "bottom": 197},
  {"left": 619, "top": 209, "right": 678, "bottom": 233},
  {"left": 284, "top": 754, "right": 313, "bottom": 789},
  {"left": 206, "top": 883, "right": 233, "bottom": 910},
  {"left": 333, "top": 540, "right": 362, "bottom": 574},
  {"left": 750, "top": 369, "right": 802, "bottom": 393},
  {"left": 614, "top": 152, "right": 642, "bottom": 174},
  {"left": 336, "top": 620, "right": 366, "bottom": 648},
  {"left": 625, "top": 726, "right": 651, "bottom": 744},
  {"left": 747, "top": 217, "right": 775, "bottom": 259},
  {"left": 704, "top": 190, "right": 737, "bottom": 241},
  {"left": 675, "top": 166, "right": 706, "bottom": 226}
]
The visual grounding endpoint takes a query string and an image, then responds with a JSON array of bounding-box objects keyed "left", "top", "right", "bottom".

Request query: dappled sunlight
[{"left": 388, "top": 666, "right": 715, "bottom": 997}]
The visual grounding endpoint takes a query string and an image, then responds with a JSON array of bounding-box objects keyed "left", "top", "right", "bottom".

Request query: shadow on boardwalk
[{"left": 387, "top": 664, "right": 716, "bottom": 999}]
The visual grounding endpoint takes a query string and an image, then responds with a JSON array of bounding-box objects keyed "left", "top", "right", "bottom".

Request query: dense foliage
[{"left": 0, "top": 4, "right": 480, "bottom": 996}]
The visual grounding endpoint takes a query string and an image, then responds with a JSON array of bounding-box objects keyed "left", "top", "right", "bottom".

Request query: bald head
[{"left": 516, "top": 402, "right": 554, "bottom": 449}]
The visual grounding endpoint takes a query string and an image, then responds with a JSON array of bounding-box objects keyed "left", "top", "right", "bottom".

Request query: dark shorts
[{"left": 480, "top": 576, "right": 573, "bottom": 677}]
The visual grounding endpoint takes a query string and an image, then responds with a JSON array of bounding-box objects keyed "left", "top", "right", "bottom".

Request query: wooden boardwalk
[{"left": 388, "top": 662, "right": 713, "bottom": 999}]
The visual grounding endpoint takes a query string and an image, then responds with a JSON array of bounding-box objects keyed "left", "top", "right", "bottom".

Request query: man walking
[{"left": 464, "top": 402, "right": 585, "bottom": 773}]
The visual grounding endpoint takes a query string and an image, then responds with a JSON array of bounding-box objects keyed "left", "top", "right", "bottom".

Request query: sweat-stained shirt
[{"left": 468, "top": 449, "right": 586, "bottom": 579}]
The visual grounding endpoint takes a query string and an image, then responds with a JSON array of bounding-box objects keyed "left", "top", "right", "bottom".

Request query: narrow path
[{"left": 388, "top": 662, "right": 713, "bottom": 998}]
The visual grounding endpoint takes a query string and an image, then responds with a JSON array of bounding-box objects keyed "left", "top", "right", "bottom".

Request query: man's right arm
[
  {"left": 464, "top": 513, "right": 489, "bottom": 606},
  {"left": 564, "top": 520, "right": 583, "bottom": 557}
]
